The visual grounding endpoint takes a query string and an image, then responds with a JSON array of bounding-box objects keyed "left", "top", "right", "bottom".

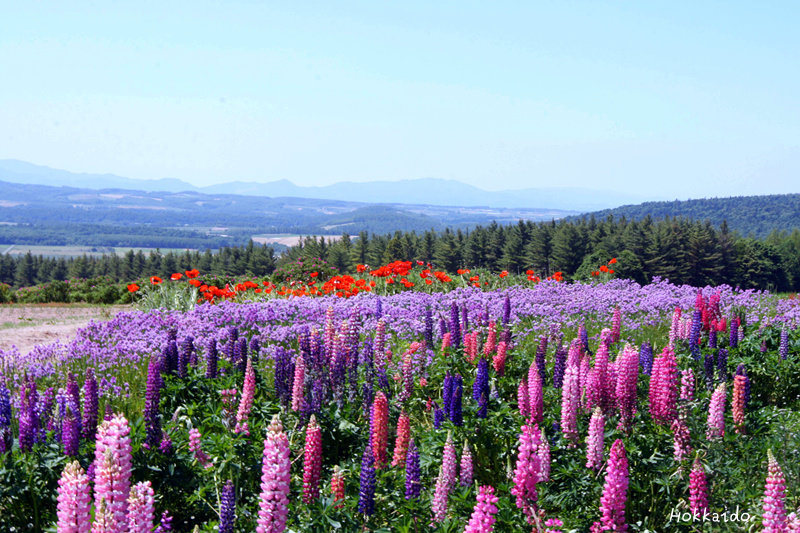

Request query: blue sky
[{"left": 0, "top": 1, "right": 798, "bottom": 198}]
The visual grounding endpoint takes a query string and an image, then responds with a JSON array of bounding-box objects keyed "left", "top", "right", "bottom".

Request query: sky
[{"left": 0, "top": 1, "right": 798, "bottom": 199}]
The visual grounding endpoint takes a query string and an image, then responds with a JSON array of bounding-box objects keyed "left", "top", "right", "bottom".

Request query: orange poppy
[
  {"left": 185, "top": 269, "right": 200, "bottom": 278},
  {"left": 127, "top": 283, "right": 140, "bottom": 293},
  {"left": 609, "top": 258, "right": 617, "bottom": 265},
  {"left": 310, "top": 272, "right": 319, "bottom": 278},
  {"left": 189, "top": 279, "right": 202, "bottom": 287},
  {"left": 150, "top": 276, "right": 163, "bottom": 285},
  {"left": 171, "top": 273, "right": 183, "bottom": 281},
  {"left": 499, "top": 271, "right": 509, "bottom": 278}
]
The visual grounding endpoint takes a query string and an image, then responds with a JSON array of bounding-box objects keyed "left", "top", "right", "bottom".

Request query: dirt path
[{"left": 0, "top": 304, "right": 131, "bottom": 354}]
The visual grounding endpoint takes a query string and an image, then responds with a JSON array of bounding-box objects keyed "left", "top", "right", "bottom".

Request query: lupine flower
[
  {"left": 511, "top": 423, "right": 541, "bottom": 519},
  {"left": 586, "top": 407, "right": 605, "bottom": 470},
  {"left": 779, "top": 329, "right": 789, "bottom": 360},
  {"left": 205, "top": 338, "right": 218, "bottom": 379},
  {"left": 689, "top": 309, "right": 702, "bottom": 359},
  {"left": 473, "top": 358, "right": 490, "bottom": 417},
  {"left": 484, "top": 322, "right": 497, "bottom": 356},
  {"left": 464, "top": 485, "right": 499, "bottom": 533},
  {"left": 66, "top": 373, "right": 81, "bottom": 430},
  {"left": 592, "top": 439, "right": 629, "bottom": 532},
  {"left": 92, "top": 497, "right": 115, "bottom": 533},
  {"left": 291, "top": 354, "right": 306, "bottom": 412},
  {"left": 188, "top": 428, "right": 212, "bottom": 469},
  {"left": 735, "top": 364, "right": 751, "bottom": 409},
  {"left": 234, "top": 356, "right": 256, "bottom": 435},
  {"left": 729, "top": 317, "right": 739, "bottom": 348},
  {"left": 680, "top": 369, "right": 695, "bottom": 402},
  {"left": 143, "top": 356, "right": 163, "bottom": 450},
  {"left": 424, "top": 307, "right": 434, "bottom": 350},
  {"left": 639, "top": 342, "right": 653, "bottom": 375},
  {"left": 560, "top": 363, "right": 580, "bottom": 446},
  {"left": 649, "top": 346, "right": 678, "bottom": 425},
  {"left": 615, "top": 344, "right": 639, "bottom": 429},
  {"left": 441, "top": 433, "right": 458, "bottom": 490},
  {"left": 732, "top": 373, "right": 747, "bottom": 434},
  {"left": 493, "top": 341, "right": 507, "bottom": 375},
  {"left": 689, "top": 456, "right": 709, "bottom": 517},
  {"left": 358, "top": 442, "right": 376, "bottom": 516},
  {"left": 517, "top": 378, "right": 530, "bottom": 419},
  {"left": 553, "top": 342, "right": 567, "bottom": 389},
  {"left": 391, "top": 410, "right": 411, "bottom": 467},
  {"left": 450, "top": 302, "right": 461, "bottom": 348},
  {"left": 399, "top": 351, "right": 415, "bottom": 402},
  {"left": 219, "top": 480, "right": 236, "bottom": 533},
  {"left": 431, "top": 435, "right": 457, "bottom": 523},
  {"left": 257, "top": 415, "right": 291, "bottom": 533},
  {"left": 528, "top": 362, "right": 544, "bottom": 424},
  {"left": 502, "top": 294, "right": 511, "bottom": 327},
  {"left": 94, "top": 414, "right": 132, "bottom": 530},
  {"left": 763, "top": 450, "right": 788, "bottom": 532},
  {"left": 371, "top": 392, "right": 389, "bottom": 468},
  {"left": 706, "top": 382, "right": 726, "bottom": 441},
  {"left": 159, "top": 432, "right": 173, "bottom": 455},
  {"left": 669, "top": 307, "right": 681, "bottom": 347},
  {"left": 56, "top": 460, "right": 91, "bottom": 532},
  {"left": 81, "top": 368, "right": 98, "bottom": 443},
  {"left": 450, "top": 374, "right": 464, "bottom": 426},
  {"left": 18, "top": 378, "right": 38, "bottom": 452},
  {"left": 703, "top": 353, "right": 715, "bottom": 390},
  {"left": 154, "top": 511, "right": 173, "bottom": 533},
  {"left": 405, "top": 439, "right": 422, "bottom": 500},
  {"left": 62, "top": 411, "right": 79, "bottom": 457},
  {"left": 538, "top": 425, "right": 551, "bottom": 482},
  {"left": 433, "top": 405, "right": 444, "bottom": 429},
  {"left": 331, "top": 466, "right": 345, "bottom": 508},
  {"left": 672, "top": 410, "right": 692, "bottom": 462},
  {"left": 610, "top": 307, "right": 621, "bottom": 344},
  {"left": 716, "top": 348, "right": 728, "bottom": 381},
  {"left": 460, "top": 441, "right": 473, "bottom": 487},
  {"left": 0, "top": 385, "right": 11, "bottom": 453},
  {"left": 128, "top": 481, "right": 156, "bottom": 533},
  {"left": 303, "top": 416, "right": 323, "bottom": 504},
  {"left": 579, "top": 324, "right": 591, "bottom": 355}
]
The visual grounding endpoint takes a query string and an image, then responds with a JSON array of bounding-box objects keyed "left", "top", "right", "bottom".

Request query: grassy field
[{"left": 0, "top": 244, "right": 199, "bottom": 257}]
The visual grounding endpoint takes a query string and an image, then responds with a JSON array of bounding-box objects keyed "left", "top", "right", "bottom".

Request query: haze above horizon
[{"left": 1, "top": 2, "right": 798, "bottom": 200}]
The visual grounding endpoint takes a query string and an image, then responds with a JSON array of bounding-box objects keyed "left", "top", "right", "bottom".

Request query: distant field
[
  {"left": 0, "top": 244, "right": 199, "bottom": 258},
  {"left": 252, "top": 233, "right": 355, "bottom": 247}
]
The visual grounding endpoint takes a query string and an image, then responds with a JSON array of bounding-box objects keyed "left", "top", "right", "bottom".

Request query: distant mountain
[
  {"left": 575, "top": 194, "right": 800, "bottom": 238},
  {"left": 0, "top": 159, "right": 650, "bottom": 211}
]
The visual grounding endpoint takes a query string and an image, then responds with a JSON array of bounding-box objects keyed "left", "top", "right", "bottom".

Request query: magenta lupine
[
  {"left": 528, "top": 363, "right": 543, "bottom": 424},
  {"left": 732, "top": 374, "right": 747, "bottom": 434},
  {"left": 257, "top": 415, "right": 291, "bottom": 533},
  {"left": 680, "top": 368, "right": 695, "bottom": 402},
  {"left": 391, "top": 410, "right": 411, "bottom": 467},
  {"left": 81, "top": 367, "right": 98, "bottom": 442},
  {"left": 689, "top": 456, "right": 709, "bottom": 517},
  {"left": 302, "top": 415, "right": 323, "bottom": 504},
  {"left": 93, "top": 414, "right": 132, "bottom": 530},
  {"left": 671, "top": 412, "right": 692, "bottom": 463},
  {"left": 649, "top": 346, "right": 678, "bottom": 425},
  {"left": 763, "top": 450, "right": 788, "bottom": 532},
  {"left": 234, "top": 356, "right": 256, "bottom": 435},
  {"left": 592, "top": 439, "right": 629, "bottom": 532},
  {"left": 127, "top": 481, "right": 156, "bottom": 533},
  {"left": 442, "top": 433, "right": 458, "bottom": 489},
  {"left": 669, "top": 307, "right": 681, "bottom": 347},
  {"left": 493, "top": 341, "right": 507, "bottom": 376},
  {"left": 537, "top": 426, "right": 551, "bottom": 482},
  {"left": 518, "top": 378, "right": 530, "bottom": 419},
  {"left": 615, "top": 344, "right": 639, "bottom": 430},
  {"left": 560, "top": 363, "right": 580, "bottom": 446},
  {"left": 56, "top": 460, "right": 91, "bottom": 533},
  {"left": 610, "top": 307, "right": 621, "bottom": 344},
  {"left": 460, "top": 441, "right": 473, "bottom": 487},
  {"left": 706, "top": 382, "right": 726, "bottom": 441},
  {"left": 586, "top": 407, "right": 605, "bottom": 470},
  {"left": 291, "top": 354, "right": 305, "bottom": 412},
  {"left": 591, "top": 339, "right": 612, "bottom": 413},
  {"left": 463, "top": 485, "right": 499, "bottom": 533},
  {"left": 188, "top": 428, "right": 212, "bottom": 469},
  {"left": 511, "top": 423, "right": 541, "bottom": 520}
]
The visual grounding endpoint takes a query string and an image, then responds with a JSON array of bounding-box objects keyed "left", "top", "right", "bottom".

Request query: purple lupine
[
  {"left": 405, "top": 439, "right": 422, "bottom": 500},
  {"left": 162, "top": 339, "right": 179, "bottom": 375},
  {"left": 249, "top": 337, "right": 260, "bottom": 364},
  {"left": 689, "top": 309, "right": 702, "bottom": 359},
  {"left": 62, "top": 411, "right": 79, "bottom": 457},
  {"left": 502, "top": 294, "right": 511, "bottom": 328},
  {"left": 450, "top": 302, "right": 461, "bottom": 348},
  {"left": 639, "top": 342, "right": 653, "bottom": 375},
  {"left": 184, "top": 335, "right": 197, "bottom": 367},
  {"left": 177, "top": 336, "right": 190, "bottom": 377},
  {"left": 708, "top": 328, "right": 717, "bottom": 349},
  {"left": 219, "top": 479, "right": 236, "bottom": 533},
  {"left": 154, "top": 511, "right": 173, "bottom": 533},
  {"left": 439, "top": 317, "right": 447, "bottom": 338},
  {"left": 579, "top": 324, "right": 591, "bottom": 355},
  {"left": 235, "top": 337, "right": 248, "bottom": 374},
  {"left": 433, "top": 405, "right": 444, "bottom": 429},
  {"left": 461, "top": 305, "right": 470, "bottom": 335},
  {"left": 450, "top": 374, "right": 463, "bottom": 426},
  {"left": 553, "top": 342, "right": 567, "bottom": 389},
  {"left": 18, "top": 379, "right": 38, "bottom": 452},
  {"left": 424, "top": 307, "right": 434, "bottom": 351},
  {"left": 358, "top": 441, "right": 376, "bottom": 516},
  {"left": 82, "top": 367, "right": 98, "bottom": 442},
  {"left": 443, "top": 373, "right": 454, "bottom": 419},
  {"left": 375, "top": 296, "right": 383, "bottom": 319},
  {"left": 716, "top": 348, "right": 728, "bottom": 381},
  {"left": 473, "top": 358, "right": 490, "bottom": 406},
  {"left": 729, "top": 317, "right": 739, "bottom": 348},
  {"left": 37, "top": 386, "right": 55, "bottom": 442},
  {"left": 205, "top": 338, "right": 218, "bottom": 379},
  {"left": 0, "top": 385, "right": 11, "bottom": 453},
  {"left": 536, "top": 335, "right": 548, "bottom": 381},
  {"left": 66, "top": 373, "right": 82, "bottom": 435},
  {"left": 273, "top": 347, "right": 295, "bottom": 407},
  {"left": 225, "top": 326, "right": 239, "bottom": 362},
  {"left": 143, "top": 355, "right": 163, "bottom": 450},
  {"left": 703, "top": 353, "right": 715, "bottom": 390},
  {"left": 779, "top": 329, "right": 789, "bottom": 360}
]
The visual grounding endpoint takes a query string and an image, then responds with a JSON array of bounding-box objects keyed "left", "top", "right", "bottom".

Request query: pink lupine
[
  {"left": 668, "top": 307, "right": 681, "bottom": 347},
  {"left": 127, "top": 481, "right": 155, "bottom": 533},
  {"left": 391, "top": 410, "right": 411, "bottom": 467},
  {"left": 763, "top": 450, "right": 788, "bottom": 532},
  {"left": 511, "top": 423, "right": 541, "bottom": 520},
  {"left": 579, "top": 353, "right": 591, "bottom": 409},
  {"left": 484, "top": 322, "right": 497, "bottom": 356},
  {"left": 615, "top": 344, "right": 639, "bottom": 430},
  {"left": 689, "top": 456, "right": 708, "bottom": 517},
  {"left": 441, "top": 332, "right": 452, "bottom": 352},
  {"left": 610, "top": 307, "right": 621, "bottom": 343},
  {"left": 234, "top": 356, "right": 256, "bottom": 435},
  {"left": 56, "top": 460, "right": 91, "bottom": 533},
  {"left": 732, "top": 374, "right": 747, "bottom": 434},
  {"left": 291, "top": 354, "right": 305, "bottom": 412},
  {"left": 567, "top": 338, "right": 581, "bottom": 367},
  {"left": 257, "top": 415, "right": 291, "bottom": 533},
  {"left": 493, "top": 341, "right": 507, "bottom": 375},
  {"left": 464, "top": 485, "right": 499, "bottom": 533},
  {"left": 592, "top": 439, "right": 629, "bottom": 532},
  {"left": 302, "top": 415, "right": 323, "bottom": 504},
  {"left": 537, "top": 426, "right": 551, "bottom": 482},
  {"left": 591, "top": 340, "right": 612, "bottom": 414},
  {"left": 189, "top": 427, "right": 212, "bottom": 469},
  {"left": 518, "top": 378, "right": 530, "bottom": 419},
  {"left": 465, "top": 331, "right": 479, "bottom": 362},
  {"left": 331, "top": 466, "right": 345, "bottom": 509},
  {"left": 93, "top": 414, "right": 132, "bottom": 530},
  {"left": 460, "top": 441, "right": 473, "bottom": 487},
  {"left": 680, "top": 368, "right": 695, "bottom": 402},
  {"left": 399, "top": 352, "right": 414, "bottom": 402},
  {"left": 371, "top": 392, "right": 389, "bottom": 468},
  {"left": 560, "top": 363, "right": 580, "bottom": 446},
  {"left": 586, "top": 407, "right": 605, "bottom": 470},
  {"left": 92, "top": 498, "right": 115, "bottom": 533},
  {"left": 706, "top": 382, "right": 726, "bottom": 441},
  {"left": 671, "top": 414, "right": 692, "bottom": 463},
  {"left": 528, "top": 363, "right": 543, "bottom": 424},
  {"left": 431, "top": 434, "right": 458, "bottom": 523},
  {"left": 649, "top": 346, "right": 678, "bottom": 425}
]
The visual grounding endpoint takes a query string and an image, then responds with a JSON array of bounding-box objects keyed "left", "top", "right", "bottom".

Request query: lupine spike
[
  {"left": 689, "top": 455, "right": 709, "bottom": 517},
  {"left": 302, "top": 415, "right": 323, "bottom": 504},
  {"left": 706, "top": 382, "right": 726, "bottom": 441},
  {"left": 56, "top": 460, "right": 91, "bottom": 532},
  {"left": 405, "top": 439, "right": 422, "bottom": 500},
  {"left": 586, "top": 407, "right": 605, "bottom": 470},
  {"left": 93, "top": 414, "right": 132, "bottom": 531},
  {"left": 371, "top": 391, "right": 389, "bottom": 468},
  {"left": 763, "top": 450, "right": 788, "bottom": 532},
  {"left": 464, "top": 485, "right": 499, "bottom": 533},
  {"left": 219, "top": 480, "right": 236, "bottom": 533},
  {"left": 128, "top": 481, "right": 156, "bottom": 533},
  {"left": 460, "top": 441, "right": 473, "bottom": 487},
  {"left": 234, "top": 356, "right": 256, "bottom": 435},
  {"left": 592, "top": 439, "right": 629, "bottom": 532},
  {"left": 257, "top": 415, "right": 291, "bottom": 533},
  {"left": 391, "top": 410, "right": 411, "bottom": 467}
]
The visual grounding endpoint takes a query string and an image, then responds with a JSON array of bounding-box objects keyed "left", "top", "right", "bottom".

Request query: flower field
[{"left": 1, "top": 269, "right": 799, "bottom": 531}]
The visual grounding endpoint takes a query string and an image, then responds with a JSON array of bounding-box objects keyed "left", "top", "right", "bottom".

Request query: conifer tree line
[{"left": 2, "top": 215, "right": 800, "bottom": 291}]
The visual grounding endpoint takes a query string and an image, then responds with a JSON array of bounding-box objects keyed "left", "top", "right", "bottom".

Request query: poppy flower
[
  {"left": 609, "top": 258, "right": 617, "bottom": 265},
  {"left": 526, "top": 269, "right": 534, "bottom": 276},
  {"left": 310, "top": 272, "right": 319, "bottom": 278},
  {"left": 608, "top": 269, "right": 615, "bottom": 274},
  {"left": 127, "top": 283, "right": 140, "bottom": 293},
  {"left": 356, "top": 264, "right": 368, "bottom": 273},
  {"left": 171, "top": 273, "right": 183, "bottom": 281},
  {"left": 185, "top": 269, "right": 200, "bottom": 278},
  {"left": 425, "top": 279, "right": 433, "bottom": 285},
  {"left": 499, "top": 271, "right": 509, "bottom": 278},
  {"left": 189, "top": 279, "right": 202, "bottom": 287},
  {"left": 150, "top": 276, "right": 163, "bottom": 285}
]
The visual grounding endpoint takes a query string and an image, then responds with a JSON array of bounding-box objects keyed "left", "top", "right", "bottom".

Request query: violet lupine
[
  {"left": 450, "top": 375, "right": 464, "bottom": 426},
  {"left": 460, "top": 441, "right": 473, "bottom": 487},
  {"left": 591, "top": 439, "right": 629, "bottom": 532},
  {"left": 62, "top": 411, "right": 80, "bottom": 457},
  {"left": 780, "top": 328, "right": 789, "bottom": 360},
  {"left": 732, "top": 373, "right": 747, "bottom": 434},
  {"left": 615, "top": 344, "right": 639, "bottom": 430},
  {"left": 291, "top": 353, "right": 306, "bottom": 412},
  {"left": 405, "top": 439, "right": 422, "bottom": 500},
  {"left": 579, "top": 324, "right": 591, "bottom": 355},
  {"left": 560, "top": 363, "right": 580, "bottom": 447},
  {"left": 219, "top": 480, "right": 236, "bottom": 533},
  {"left": 331, "top": 466, "right": 345, "bottom": 508},
  {"left": 234, "top": 356, "right": 256, "bottom": 435},
  {"left": 56, "top": 460, "right": 91, "bottom": 533},
  {"left": 680, "top": 368, "right": 695, "bottom": 402},
  {"left": 94, "top": 414, "right": 132, "bottom": 530},
  {"left": 552, "top": 342, "right": 567, "bottom": 389},
  {"left": 502, "top": 294, "right": 511, "bottom": 328},
  {"left": 493, "top": 341, "right": 507, "bottom": 376},
  {"left": 0, "top": 385, "right": 11, "bottom": 454},
  {"left": 517, "top": 378, "right": 530, "bottom": 419},
  {"left": 716, "top": 348, "right": 728, "bottom": 381},
  {"left": 450, "top": 302, "right": 462, "bottom": 348},
  {"left": 391, "top": 410, "right": 411, "bottom": 467},
  {"left": 706, "top": 382, "right": 726, "bottom": 441},
  {"left": 463, "top": 485, "right": 499, "bottom": 533},
  {"left": 66, "top": 373, "right": 82, "bottom": 430},
  {"left": 473, "top": 357, "right": 490, "bottom": 404},
  {"left": 143, "top": 355, "right": 163, "bottom": 450},
  {"left": 689, "top": 308, "right": 703, "bottom": 359},
  {"left": 729, "top": 317, "right": 740, "bottom": 348},
  {"left": 257, "top": 415, "right": 291, "bottom": 533},
  {"left": 689, "top": 456, "right": 709, "bottom": 517},
  {"left": 188, "top": 428, "right": 212, "bottom": 469},
  {"left": 81, "top": 368, "right": 98, "bottom": 442},
  {"left": 586, "top": 407, "right": 605, "bottom": 471},
  {"left": 639, "top": 342, "right": 653, "bottom": 375},
  {"left": 127, "top": 481, "right": 156, "bottom": 533},
  {"left": 371, "top": 391, "right": 389, "bottom": 468},
  {"left": 703, "top": 353, "right": 715, "bottom": 390},
  {"left": 528, "top": 363, "right": 544, "bottom": 425},
  {"left": 302, "top": 415, "right": 323, "bottom": 504},
  {"left": 763, "top": 450, "right": 788, "bottom": 532},
  {"left": 154, "top": 511, "right": 172, "bottom": 533},
  {"left": 18, "top": 378, "right": 37, "bottom": 452},
  {"left": 358, "top": 442, "right": 376, "bottom": 517},
  {"left": 511, "top": 423, "right": 541, "bottom": 519},
  {"left": 205, "top": 338, "right": 218, "bottom": 379}
]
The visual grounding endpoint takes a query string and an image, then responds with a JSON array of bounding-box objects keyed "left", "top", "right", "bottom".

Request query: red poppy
[
  {"left": 150, "top": 276, "right": 163, "bottom": 285},
  {"left": 609, "top": 258, "right": 617, "bottom": 265},
  {"left": 189, "top": 279, "right": 202, "bottom": 287},
  {"left": 171, "top": 273, "right": 183, "bottom": 281},
  {"left": 499, "top": 271, "right": 509, "bottom": 278},
  {"left": 469, "top": 275, "right": 480, "bottom": 283},
  {"left": 608, "top": 269, "right": 615, "bottom": 274},
  {"left": 185, "top": 269, "right": 200, "bottom": 278},
  {"left": 356, "top": 264, "right": 368, "bottom": 273},
  {"left": 425, "top": 279, "right": 433, "bottom": 285},
  {"left": 526, "top": 269, "right": 534, "bottom": 276},
  {"left": 127, "top": 283, "right": 140, "bottom": 293},
  {"left": 600, "top": 265, "right": 609, "bottom": 273},
  {"left": 310, "top": 272, "right": 319, "bottom": 278}
]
